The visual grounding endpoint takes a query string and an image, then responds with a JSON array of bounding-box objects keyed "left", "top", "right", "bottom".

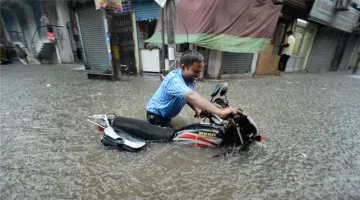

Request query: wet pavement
[{"left": 1, "top": 64, "right": 360, "bottom": 199}]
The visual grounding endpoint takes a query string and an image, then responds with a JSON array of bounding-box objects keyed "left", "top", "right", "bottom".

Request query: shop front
[
  {"left": 255, "top": 0, "right": 315, "bottom": 75},
  {"left": 75, "top": 0, "right": 110, "bottom": 70},
  {"left": 221, "top": 53, "right": 254, "bottom": 74},
  {"left": 286, "top": 19, "right": 318, "bottom": 72},
  {"left": 133, "top": 0, "right": 161, "bottom": 73},
  {"left": 306, "top": 0, "right": 360, "bottom": 72}
]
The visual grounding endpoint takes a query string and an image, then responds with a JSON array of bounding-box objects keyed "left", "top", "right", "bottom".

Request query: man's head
[
  {"left": 287, "top": 31, "right": 293, "bottom": 36},
  {"left": 44, "top": 12, "right": 49, "bottom": 16},
  {"left": 180, "top": 50, "right": 204, "bottom": 83}
]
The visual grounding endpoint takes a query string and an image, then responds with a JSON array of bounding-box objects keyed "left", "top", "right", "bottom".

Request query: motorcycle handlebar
[{"left": 196, "top": 109, "right": 243, "bottom": 119}]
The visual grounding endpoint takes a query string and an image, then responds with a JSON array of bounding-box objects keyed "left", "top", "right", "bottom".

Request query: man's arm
[
  {"left": 184, "top": 91, "right": 238, "bottom": 119},
  {"left": 187, "top": 102, "right": 201, "bottom": 116},
  {"left": 164, "top": 77, "right": 238, "bottom": 118},
  {"left": 281, "top": 37, "right": 290, "bottom": 48}
]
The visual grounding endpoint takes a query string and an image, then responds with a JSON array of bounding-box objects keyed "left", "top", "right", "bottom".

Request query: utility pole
[
  {"left": 106, "top": 9, "right": 121, "bottom": 81},
  {"left": 166, "top": 0, "right": 176, "bottom": 71},
  {"left": 160, "top": 7, "right": 166, "bottom": 72}
]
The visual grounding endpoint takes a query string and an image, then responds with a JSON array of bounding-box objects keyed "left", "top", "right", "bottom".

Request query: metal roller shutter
[
  {"left": 221, "top": 53, "right": 253, "bottom": 74},
  {"left": 134, "top": 1, "right": 160, "bottom": 21},
  {"left": 77, "top": 5, "right": 109, "bottom": 70},
  {"left": 307, "top": 28, "right": 340, "bottom": 72}
]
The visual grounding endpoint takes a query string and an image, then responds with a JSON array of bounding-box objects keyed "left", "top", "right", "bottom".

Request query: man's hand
[
  {"left": 281, "top": 43, "right": 290, "bottom": 48},
  {"left": 194, "top": 108, "right": 202, "bottom": 118},
  {"left": 217, "top": 107, "right": 241, "bottom": 119},
  {"left": 187, "top": 102, "right": 202, "bottom": 118}
]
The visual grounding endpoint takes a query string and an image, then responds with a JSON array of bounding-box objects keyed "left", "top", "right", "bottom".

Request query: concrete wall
[
  {"left": 23, "top": 3, "right": 39, "bottom": 50},
  {"left": 10, "top": 3, "right": 39, "bottom": 50},
  {"left": 26, "top": 0, "right": 42, "bottom": 29},
  {"left": 2, "top": 10, "right": 13, "bottom": 34},
  {"left": 1, "top": 2, "right": 39, "bottom": 56},
  {"left": 1, "top": 0, "right": 74, "bottom": 64},
  {"left": 9, "top": 4, "right": 40, "bottom": 61},
  {"left": 1, "top": 17, "right": 12, "bottom": 43},
  {"left": 55, "top": 0, "right": 74, "bottom": 63},
  {"left": 12, "top": 14, "right": 22, "bottom": 33},
  {"left": 207, "top": 50, "right": 223, "bottom": 79}
]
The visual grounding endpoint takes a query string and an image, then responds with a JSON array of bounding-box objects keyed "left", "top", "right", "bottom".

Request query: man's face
[{"left": 181, "top": 62, "right": 204, "bottom": 83}]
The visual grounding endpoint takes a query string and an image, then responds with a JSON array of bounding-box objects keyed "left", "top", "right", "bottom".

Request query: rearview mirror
[
  {"left": 211, "top": 82, "right": 228, "bottom": 97},
  {"left": 220, "top": 82, "right": 228, "bottom": 96},
  {"left": 211, "top": 84, "right": 222, "bottom": 97}
]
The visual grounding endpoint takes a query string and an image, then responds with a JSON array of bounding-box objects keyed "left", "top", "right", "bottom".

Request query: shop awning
[
  {"left": 146, "top": 0, "right": 282, "bottom": 53},
  {"left": 134, "top": 0, "right": 160, "bottom": 21}
]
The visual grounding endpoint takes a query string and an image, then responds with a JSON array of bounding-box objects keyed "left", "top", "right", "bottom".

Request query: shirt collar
[{"left": 175, "top": 68, "right": 196, "bottom": 85}]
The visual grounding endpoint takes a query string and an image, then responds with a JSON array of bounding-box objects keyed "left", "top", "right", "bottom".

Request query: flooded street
[{"left": 1, "top": 64, "right": 360, "bottom": 199}]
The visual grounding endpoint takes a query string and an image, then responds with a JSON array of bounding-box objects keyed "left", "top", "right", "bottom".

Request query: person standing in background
[
  {"left": 277, "top": 31, "right": 296, "bottom": 76},
  {"left": 40, "top": 12, "right": 53, "bottom": 33}
]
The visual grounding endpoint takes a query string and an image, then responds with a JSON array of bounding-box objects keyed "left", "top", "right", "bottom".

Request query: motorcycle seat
[{"left": 111, "top": 116, "right": 176, "bottom": 141}]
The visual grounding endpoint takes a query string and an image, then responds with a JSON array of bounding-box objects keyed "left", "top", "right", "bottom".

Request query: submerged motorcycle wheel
[{"left": 213, "top": 141, "right": 256, "bottom": 158}]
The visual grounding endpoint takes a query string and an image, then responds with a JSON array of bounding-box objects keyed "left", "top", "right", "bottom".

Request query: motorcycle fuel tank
[{"left": 173, "top": 124, "right": 224, "bottom": 148}]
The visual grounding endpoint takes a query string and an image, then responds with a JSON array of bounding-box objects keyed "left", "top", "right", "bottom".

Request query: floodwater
[{"left": 1, "top": 65, "right": 360, "bottom": 199}]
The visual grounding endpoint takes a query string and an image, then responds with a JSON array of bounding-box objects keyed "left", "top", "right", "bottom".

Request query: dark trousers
[
  {"left": 146, "top": 111, "right": 172, "bottom": 127},
  {"left": 278, "top": 54, "right": 290, "bottom": 72},
  {"left": 47, "top": 26, "right": 53, "bottom": 33}
]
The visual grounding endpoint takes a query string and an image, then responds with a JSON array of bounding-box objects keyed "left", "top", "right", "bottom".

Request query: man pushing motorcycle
[{"left": 146, "top": 50, "right": 240, "bottom": 127}]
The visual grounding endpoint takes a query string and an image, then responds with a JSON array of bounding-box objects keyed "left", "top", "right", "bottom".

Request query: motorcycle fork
[{"left": 235, "top": 124, "right": 244, "bottom": 145}]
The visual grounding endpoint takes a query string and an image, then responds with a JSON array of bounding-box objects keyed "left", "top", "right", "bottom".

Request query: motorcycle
[{"left": 87, "top": 82, "right": 263, "bottom": 156}]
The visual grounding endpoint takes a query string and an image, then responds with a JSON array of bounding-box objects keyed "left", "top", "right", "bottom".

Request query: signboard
[
  {"left": 309, "top": 0, "right": 360, "bottom": 32},
  {"left": 94, "top": 0, "right": 122, "bottom": 10},
  {"left": 112, "top": 46, "right": 119, "bottom": 60}
]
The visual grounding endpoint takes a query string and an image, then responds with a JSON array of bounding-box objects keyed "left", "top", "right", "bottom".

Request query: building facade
[{"left": 1, "top": 0, "right": 76, "bottom": 65}]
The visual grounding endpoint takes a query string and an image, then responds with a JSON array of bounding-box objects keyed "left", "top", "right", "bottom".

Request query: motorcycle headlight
[{"left": 246, "top": 116, "right": 258, "bottom": 130}]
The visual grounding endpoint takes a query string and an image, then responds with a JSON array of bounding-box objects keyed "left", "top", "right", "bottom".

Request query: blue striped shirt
[{"left": 146, "top": 68, "right": 196, "bottom": 118}]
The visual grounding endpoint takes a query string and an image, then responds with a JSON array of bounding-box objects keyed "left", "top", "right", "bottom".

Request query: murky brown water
[{"left": 1, "top": 65, "right": 360, "bottom": 199}]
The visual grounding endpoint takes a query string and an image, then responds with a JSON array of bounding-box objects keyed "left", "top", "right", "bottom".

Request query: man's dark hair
[
  {"left": 180, "top": 50, "right": 204, "bottom": 68},
  {"left": 287, "top": 31, "right": 294, "bottom": 35}
]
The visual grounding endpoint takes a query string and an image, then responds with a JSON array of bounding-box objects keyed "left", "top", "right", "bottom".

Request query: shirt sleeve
[{"left": 165, "top": 77, "right": 192, "bottom": 98}]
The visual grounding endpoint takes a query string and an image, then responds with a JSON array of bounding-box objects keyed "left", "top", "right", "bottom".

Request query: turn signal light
[
  {"left": 254, "top": 135, "right": 264, "bottom": 142},
  {"left": 259, "top": 135, "right": 264, "bottom": 142}
]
